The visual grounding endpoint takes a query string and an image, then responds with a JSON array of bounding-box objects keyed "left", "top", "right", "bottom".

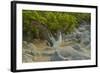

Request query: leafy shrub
[{"left": 22, "top": 10, "right": 90, "bottom": 41}]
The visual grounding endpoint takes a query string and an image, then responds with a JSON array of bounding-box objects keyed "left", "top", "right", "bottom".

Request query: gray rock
[
  {"left": 72, "top": 44, "right": 83, "bottom": 52},
  {"left": 78, "top": 27, "right": 86, "bottom": 32},
  {"left": 50, "top": 52, "right": 64, "bottom": 61},
  {"left": 42, "top": 49, "right": 55, "bottom": 56},
  {"left": 22, "top": 41, "right": 38, "bottom": 62},
  {"left": 56, "top": 46, "right": 90, "bottom": 60},
  {"left": 22, "top": 53, "right": 33, "bottom": 63}
]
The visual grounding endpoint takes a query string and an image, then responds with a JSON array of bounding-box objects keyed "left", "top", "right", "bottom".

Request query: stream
[{"left": 22, "top": 23, "right": 91, "bottom": 63}]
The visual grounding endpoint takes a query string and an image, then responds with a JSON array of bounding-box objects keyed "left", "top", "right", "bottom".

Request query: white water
[
  {"left": 49, "top": 31, "right": 63, "bottom": 48},
  {"left": 49, "top": 31, "right": 90, "bottom": 60}
]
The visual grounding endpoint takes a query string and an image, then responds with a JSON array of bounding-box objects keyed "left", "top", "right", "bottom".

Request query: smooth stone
[
  {"left": 22, "top": 53, "right": 33, "bottom": 62},
  {"left": 56, "top": 46, "right": 90, "bottom": 60},
  {"left": 50, "top": 52, "right": 64, "bottom": 61}
]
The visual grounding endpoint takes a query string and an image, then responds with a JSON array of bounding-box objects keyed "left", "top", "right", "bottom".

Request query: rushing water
[{"left": 22, "top": 24, "right": 91, "bottom": 62}]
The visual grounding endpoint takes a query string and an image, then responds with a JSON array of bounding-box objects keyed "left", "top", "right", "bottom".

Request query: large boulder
[
  {"left": 56, "top": 46, "right": 90, "bottom": 60},
  {"left": 22, "top": 41, "right": 38, "bottom": 62},
  {"left": 50, "top": 51, "right": 64, "bottom": 61},
  {"left": 22, "top": 53, "right": 33, "bottom": 63}
]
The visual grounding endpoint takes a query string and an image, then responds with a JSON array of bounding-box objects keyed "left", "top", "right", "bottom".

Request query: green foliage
[
  {"left": 72, "top": 13, "right": 91, "bottom": 24},
  {"left": 22, "top": 10, "right": 90, "bottom": 40}
]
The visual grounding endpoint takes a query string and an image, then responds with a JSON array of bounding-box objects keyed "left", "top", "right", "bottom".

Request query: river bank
[{"left": 22, "top": 23, "right": 91, "bottom": 63}]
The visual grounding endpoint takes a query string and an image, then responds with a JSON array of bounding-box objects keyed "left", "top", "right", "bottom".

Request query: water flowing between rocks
[{"left": 22, "top": 24, "right": 91, "bottom": 63}]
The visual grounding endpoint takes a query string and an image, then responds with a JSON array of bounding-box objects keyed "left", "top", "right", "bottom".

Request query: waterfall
[
  {"left": 48, "top": 31, "right": 63, "bottom": 49},
  {"left": 58, "top": 32, "right": 62, "bottom": 45}
]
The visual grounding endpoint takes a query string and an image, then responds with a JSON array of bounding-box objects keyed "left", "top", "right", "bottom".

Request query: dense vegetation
[{"left": 22, "top": 10, "right": 90, "bottom": 41}]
